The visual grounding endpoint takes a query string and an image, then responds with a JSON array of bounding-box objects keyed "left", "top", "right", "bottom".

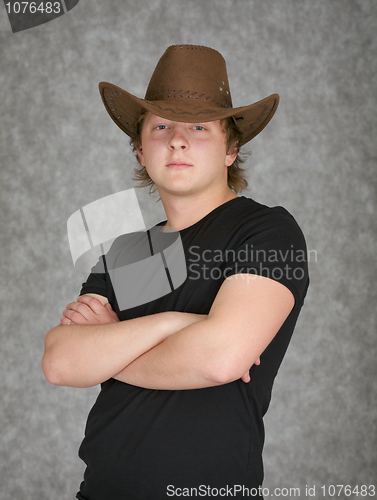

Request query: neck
[{"left": 160, "top": 187, "right": 238, "bottom": 231}]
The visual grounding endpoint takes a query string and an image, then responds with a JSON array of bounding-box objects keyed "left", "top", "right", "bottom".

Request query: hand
[
  {"left": 241, "top": 357, "right": 260, "bottom": 383},
  {"left": 60, "top": 296, "right": 120, "bottom": 325}
]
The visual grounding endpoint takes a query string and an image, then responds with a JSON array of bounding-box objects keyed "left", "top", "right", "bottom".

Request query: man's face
[{"left": 137, "top": 112, "right": 237, "bottom": 198}]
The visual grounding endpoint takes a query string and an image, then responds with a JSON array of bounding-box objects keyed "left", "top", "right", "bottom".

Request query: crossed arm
[{"left": 42, "top": 274, "right": 294, "bottom": 390}]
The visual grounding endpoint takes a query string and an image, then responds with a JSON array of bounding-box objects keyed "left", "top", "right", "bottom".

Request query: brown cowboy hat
[{"left": 99, "top": 44, "right": 279, "bottom": 146}]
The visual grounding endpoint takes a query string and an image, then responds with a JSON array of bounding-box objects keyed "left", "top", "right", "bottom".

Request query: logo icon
[
  {"left": 67, "top": 189, "right": 187, "bottom": 311},
  {"left": 3, "top": 0, "right": 80, "bottom": 33}
]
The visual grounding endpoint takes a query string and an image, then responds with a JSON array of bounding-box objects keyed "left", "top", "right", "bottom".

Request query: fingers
[
  {"left": 61, "top": 307, "right": 86, "bottom": 325},
  {"left": 77, "top": 295, "right": 108, "bottom": 314},
  {"left": 60, "top": 296, "right": 120, "bottom": 325},
  {"left": 60, "top": 315, "right": 74, "bottom": 326},
  {"left": 241, "top": 357, "right": 262, "bottom": 383},
  {"left": 76, "top": 296, "right": 119, "bottom": 322},
  {"left": 104, "top": 302, "right": 120, "bottom": 322},
  {"left": 64, "top": 301, "right": 94, "bottom": 323},
  {"left": 60, "top": 300, "right": 99, "bottom": 325}
]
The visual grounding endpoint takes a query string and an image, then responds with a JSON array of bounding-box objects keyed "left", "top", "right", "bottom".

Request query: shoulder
[
  {"left": 221, "top": 196, "right": 300, "bottom": 223},
  {"left": 223, "top": 197, "right": 310, "bottom": 305},
  {"left": 227, "top": 197, "right": 306, "bottom": 247}
]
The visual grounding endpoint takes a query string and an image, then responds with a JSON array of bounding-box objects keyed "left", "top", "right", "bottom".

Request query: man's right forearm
[{"left": 42, "top": 311, "right": 197, "bottom": 388}]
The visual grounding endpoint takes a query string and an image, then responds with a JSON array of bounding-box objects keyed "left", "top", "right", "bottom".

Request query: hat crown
[
  {"left": 145, "top": 44, "right": 233, "bottom": 109},
  {"left": 99, "top": 44, "right": 279, "bottom": 146}
]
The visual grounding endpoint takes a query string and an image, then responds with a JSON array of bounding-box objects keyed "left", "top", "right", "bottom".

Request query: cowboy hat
[{"left": 99, "top": 44, "right": 279, "bottom": 146}]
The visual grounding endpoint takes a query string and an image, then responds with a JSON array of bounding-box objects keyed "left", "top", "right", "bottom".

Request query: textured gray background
[{"left": 0, "top": 1, "right": 376, "bottom": 499}]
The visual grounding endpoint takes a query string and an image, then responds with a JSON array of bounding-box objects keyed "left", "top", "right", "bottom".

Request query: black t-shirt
[{"left": 76, "top": 196, "right": 309, "bottom": 500}]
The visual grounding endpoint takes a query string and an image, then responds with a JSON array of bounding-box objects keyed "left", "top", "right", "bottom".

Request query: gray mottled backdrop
[{"left": 0, "top": 1, "right": 376, "bottom": 499}]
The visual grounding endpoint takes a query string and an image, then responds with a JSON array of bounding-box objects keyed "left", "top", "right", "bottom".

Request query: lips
[{"left": 166, "top": 161, "right": 193, "bottom": 170}]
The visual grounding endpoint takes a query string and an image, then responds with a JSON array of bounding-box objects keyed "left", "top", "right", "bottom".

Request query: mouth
[{"left": 166, "top": 160, "right": 193, "bottom": 170}]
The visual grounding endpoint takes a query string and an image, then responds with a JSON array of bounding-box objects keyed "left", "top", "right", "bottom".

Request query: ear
[
  {"left": 137, "top": 146, "right": 145, "bottom": 166},
  {"left": 225, "top": 146, "right": 238, "bottom": 167}
]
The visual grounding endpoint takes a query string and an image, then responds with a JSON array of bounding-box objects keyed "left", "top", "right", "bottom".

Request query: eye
[
  {"left": 155, "top": 124, "right": 168, "bottom": 130},
  {"left": 193, "top": 125, "right": 205, "bottom": 131}
]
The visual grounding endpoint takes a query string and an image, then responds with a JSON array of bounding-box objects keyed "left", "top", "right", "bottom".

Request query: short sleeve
[
  {"left": 224, "top": 208, "right": 309, "bottom": 306},
  {"left": 79, "top": 256, "right": 109, "bottom": 299}
]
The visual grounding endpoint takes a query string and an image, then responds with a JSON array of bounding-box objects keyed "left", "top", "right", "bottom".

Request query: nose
[{"left": 168, "top": 127, "right": 189, "bottom": 150}]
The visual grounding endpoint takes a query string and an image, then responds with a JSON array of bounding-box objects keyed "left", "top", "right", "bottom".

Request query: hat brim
[{"left": 99, "top": 82, "right": 279, "bottom": 146}]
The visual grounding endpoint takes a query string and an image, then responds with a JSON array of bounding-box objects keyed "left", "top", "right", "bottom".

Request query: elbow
[
  {"left": 41, "top": 328, "right": 67, "bottom": 386},
  {"left": 41, "top": 352, "right": 58, "bottom": 385},
  {"left": 41, "top": 327, "right": 95, "bottom": 388},
  {"left": 41, "top": 348, "right": 65, "bottom": 386},
  {"left": 42, "top": 351, "right": 77, "bottom": 386}
]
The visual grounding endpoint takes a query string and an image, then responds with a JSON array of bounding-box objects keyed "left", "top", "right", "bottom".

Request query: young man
[{"left": 42, "top": 45, "right": 309, "bottom": 499}]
